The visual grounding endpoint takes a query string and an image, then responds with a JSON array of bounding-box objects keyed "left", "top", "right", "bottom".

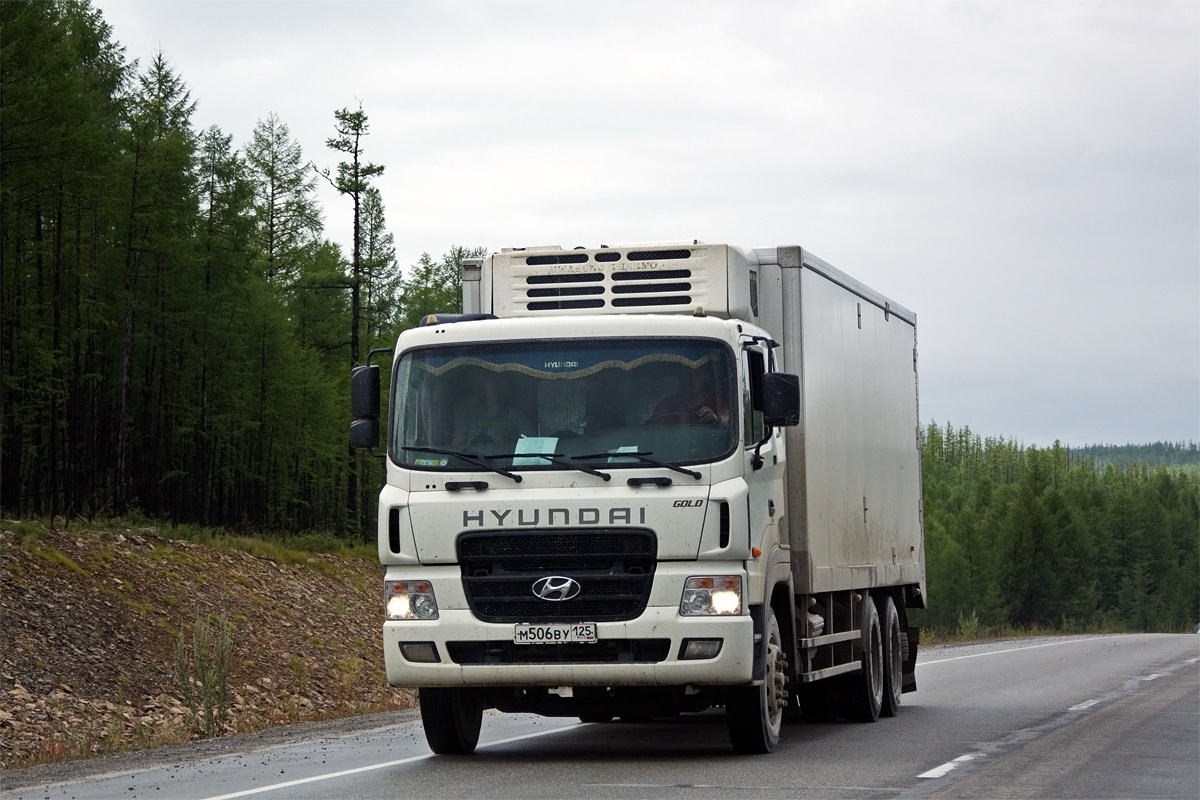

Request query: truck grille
[{"left": 458, "top": 529, "right": 656, "bottom": 623}]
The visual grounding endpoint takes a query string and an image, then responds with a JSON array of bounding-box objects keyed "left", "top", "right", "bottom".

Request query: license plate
[{"left": 513, "top": 622, "right": 598, "bottom": 645}]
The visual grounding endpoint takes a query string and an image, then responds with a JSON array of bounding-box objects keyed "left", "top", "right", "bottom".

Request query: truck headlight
[
  {"left": 679, "top": 576, "right": 742, "bottom": 616},
  {"left": 385, "top": 580, "right": 439, "bottom": 620}
]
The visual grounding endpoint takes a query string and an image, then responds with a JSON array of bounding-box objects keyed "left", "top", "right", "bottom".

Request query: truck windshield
[{"left": 391, "top": 338, "right": 736, "bottom": 471}]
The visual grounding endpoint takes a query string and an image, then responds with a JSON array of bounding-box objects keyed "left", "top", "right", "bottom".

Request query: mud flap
[
  {"left": 749, "top": 605, "right": 765, "bottom": 683},
  {"left": 901, "top": 625, "right": 919, "bottom": 693}
]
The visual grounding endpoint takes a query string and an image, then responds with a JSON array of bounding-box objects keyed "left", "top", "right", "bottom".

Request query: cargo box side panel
[
  {"left": 861, "top": 289, "right": 924, "bottom": 588},
  {"left": 798, "top": 272, "right": 864, "bottom": 583},
  {"left": 795, "top": 268, "right": 923, "bottom": 594}
]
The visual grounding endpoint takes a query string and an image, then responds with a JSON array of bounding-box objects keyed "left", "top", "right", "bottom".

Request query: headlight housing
[
  {"left": 679, "top": 575, "right": 742, "bottom": 616},
  {"left": 385, "top": 580, "right": 439, "bottom": 620}
]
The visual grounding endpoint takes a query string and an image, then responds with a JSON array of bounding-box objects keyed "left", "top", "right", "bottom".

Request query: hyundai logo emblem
[{"left": 531, "top": 576, "right": 582, "bottom": 602}]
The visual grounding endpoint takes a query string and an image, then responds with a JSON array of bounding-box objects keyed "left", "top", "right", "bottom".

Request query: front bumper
[{"left": 382, "top": 564, "right": 754, "bottom": 688}]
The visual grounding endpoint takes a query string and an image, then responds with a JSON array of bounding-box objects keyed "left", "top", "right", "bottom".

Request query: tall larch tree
[
  {"left": 316, "top": 104, "right": 384, "bottom": 535},
  {"left": 113, "top": 52, "right": 198, "bottom": 514},
  {"left": 190, "top": 125, "right": 255, "bottom": 524},
  {"left": 359, "top": 186, "right": 401, "bottom": 347},
  {"left": 317, "top": 104, "right": 384, "bottom": 369},
  {"left": 244, "top": 112, "right": 322, "bottom": 288}
]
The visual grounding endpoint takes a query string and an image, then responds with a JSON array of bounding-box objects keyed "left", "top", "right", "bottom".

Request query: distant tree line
[
  {"left": 919, "top": 423, "right": 1199, "bottom": 634},
  {"left": 1067, "top": 441, "right": 1199, "bottom": 471},
  {"left": 1, "top": 0, "right": 474, "bottom": 535}
]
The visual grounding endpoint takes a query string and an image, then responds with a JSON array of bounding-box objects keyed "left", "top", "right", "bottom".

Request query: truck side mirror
[
  {"left": 350, "top": 365, "right": 381, "bottom": 451},
  {"left": 349, "top": 418, "right": 380, "bottom": 451},
  {"left": 351, "top": 365, "right": 380, "bottom": 420},
  {"left": 762, "top": 372, "right": 800, "bottom": 427}
]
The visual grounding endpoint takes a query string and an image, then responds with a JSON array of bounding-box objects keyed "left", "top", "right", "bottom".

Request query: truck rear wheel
[
  {"left": 880, "top": 596, "right": 903, "bottom": 717},
  {"left": 727, "top": 606, "right": 786, "bottom": 753},
  {"left": 419, "top": 687, "right": 483, "bottom": 754},
  {"left": 842, "top": 596, "right": 883, "bottom": 722}
]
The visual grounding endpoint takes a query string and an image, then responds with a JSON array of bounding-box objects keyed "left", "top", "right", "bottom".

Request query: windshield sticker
[{"left": 412, "top": 457, "right": 449, "bottom": 467}]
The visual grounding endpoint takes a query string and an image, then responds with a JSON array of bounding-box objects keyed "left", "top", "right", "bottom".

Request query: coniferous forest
[
  {"left": 3, "top": 1, "right": 1197, "bottom": 633},
  {"left": 919, "top": 425, "right": 1198, "bottom": 633},
  {"left": 1, "top": 0, "right": 477, "bottom": 536}
]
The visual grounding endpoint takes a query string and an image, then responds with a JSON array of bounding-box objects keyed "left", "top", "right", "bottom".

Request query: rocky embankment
[{"left": 0, "top": 521, "right": 414, "bottom": 770}]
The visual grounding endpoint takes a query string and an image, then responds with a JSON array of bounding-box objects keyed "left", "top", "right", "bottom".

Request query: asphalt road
[{"left": 2, "top": 634, "right": 1196, "bottom": 800}]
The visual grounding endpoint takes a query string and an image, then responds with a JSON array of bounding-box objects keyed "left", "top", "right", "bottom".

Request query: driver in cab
[
  {"left": 649, "top": 367, "right": 729, "bottom": 426},
  {"left": 451, "top": 371, "right": 534, "bottom": 446}
]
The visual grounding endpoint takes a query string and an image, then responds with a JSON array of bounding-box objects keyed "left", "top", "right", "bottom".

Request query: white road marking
[
  {"left": 918, "top": 753, "right": 979, "bottom": 779},
  {"left": 1069, "top": 668, "right": 1175, "bottom": 714},
  {"left": 921, "top": 638, "right": 1092, "bottom": 666},
  {"left": 200, "top": 724, "right": 577, "bottom": 800},
  {"left": 917, "top": 644, "right": 1198, "bottom": 784}
]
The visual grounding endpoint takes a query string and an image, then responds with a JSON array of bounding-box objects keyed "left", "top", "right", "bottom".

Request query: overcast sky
[{"left": 95, "top": 0, "right": 1198, "bottom": 448}]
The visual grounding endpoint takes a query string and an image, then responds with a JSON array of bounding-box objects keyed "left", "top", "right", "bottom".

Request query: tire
[
  {"left": 727, "top": 606, "right": 787, "bottom": 753},
  {"left": 843, "top": 595, "right": 883, "bottom": 723},
  {"left": 419, "top": 687, "right": 483, "bottom": 754},
  {"left": 880, "top": 596, "right": 903, "bottom": 717},
  {"left": 578, "top": 714, "right": 613, "bottom": 723}
]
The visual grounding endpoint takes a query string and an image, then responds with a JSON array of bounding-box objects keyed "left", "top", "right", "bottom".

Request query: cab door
[{"left": 741, "top": 342, "right": 786, "bottom": 603}]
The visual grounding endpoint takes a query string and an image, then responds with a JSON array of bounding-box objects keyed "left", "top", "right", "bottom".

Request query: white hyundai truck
[{"left": 350, "top": 242, "right": 925, "bottom": 754}]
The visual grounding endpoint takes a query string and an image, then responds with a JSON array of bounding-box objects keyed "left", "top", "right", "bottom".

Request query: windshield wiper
[
  {"left": 572, "top": 450, "right": 702, "bottom": 480},
  {"left": 401, "top": 447, "right": 522, "bottom": 483},
  {"left": 494, "top": 453, "right": 610, "bottom": 481}
]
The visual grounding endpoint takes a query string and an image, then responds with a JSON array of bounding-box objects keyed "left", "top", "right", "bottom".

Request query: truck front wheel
[
  {"left": 727, "top": 606, "right": 787, "bottom": 753},
  {"left": 419, "top": 688, "right": 484, "bottom": 754}
]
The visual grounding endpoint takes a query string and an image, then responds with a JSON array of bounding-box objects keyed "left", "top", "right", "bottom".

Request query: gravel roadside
[{"left": 1, "top": 708, "right": 422, "bottom": 793}]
